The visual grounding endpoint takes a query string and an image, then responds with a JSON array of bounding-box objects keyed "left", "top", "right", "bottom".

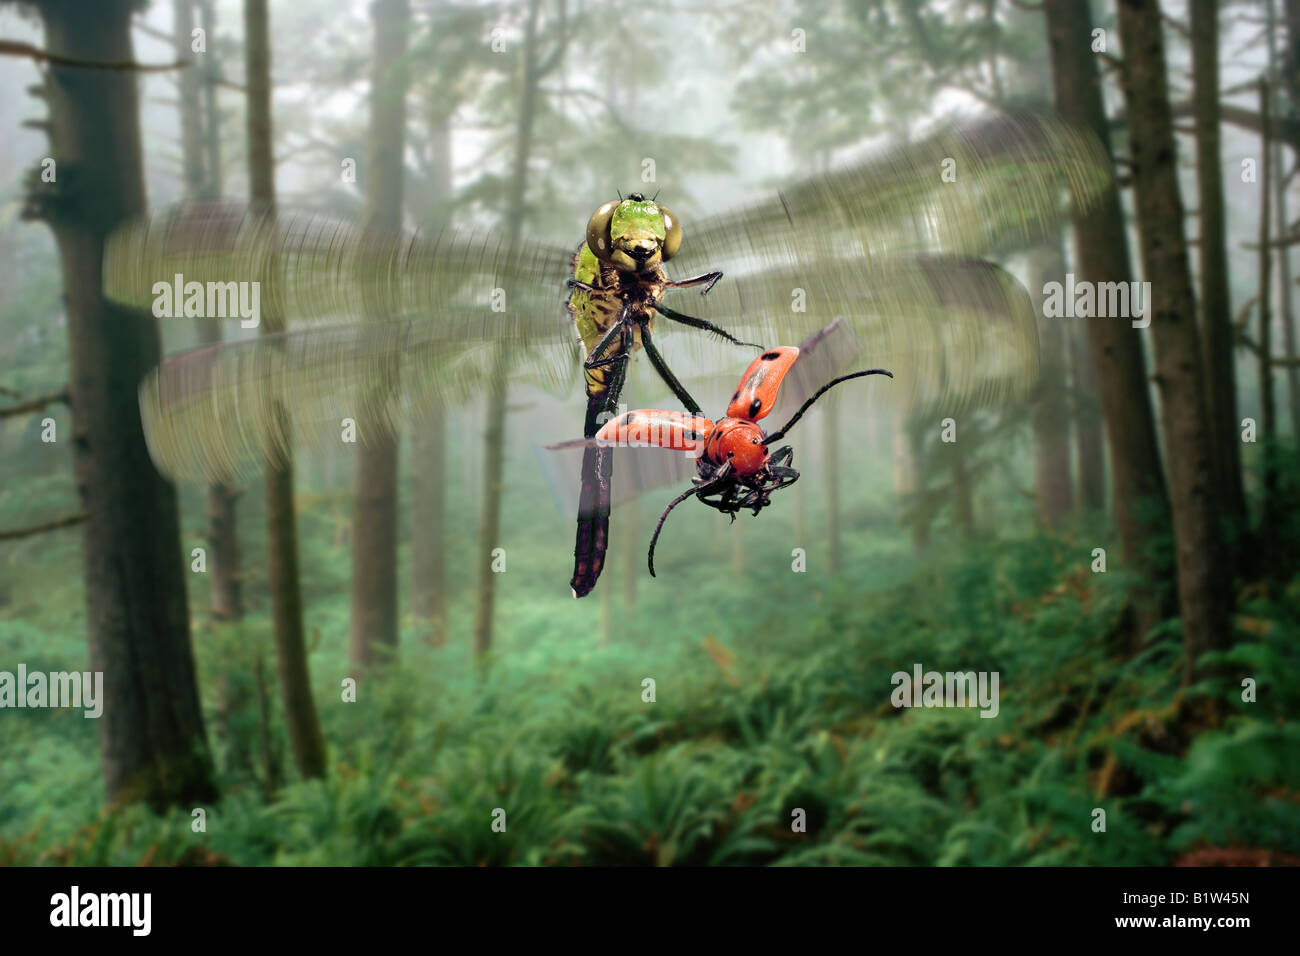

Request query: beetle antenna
[
  {"left": 651, "top": 188, "right": 661, "bottom": 201},
  {"left": 616, "top": 188, "right": 624, "bottom": 201},
  {"left": 765, "top": 368, "right": 894, "bottom": 443},
  {"left": 647, "top": 485, "right": 701, "bottom": 577},
  {"left": 647, "top": 467, "right": 732, "bottom": 577}
]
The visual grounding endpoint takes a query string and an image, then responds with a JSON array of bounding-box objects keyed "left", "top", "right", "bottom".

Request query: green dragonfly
[{"left": 103, "top": 109, "right": 1110, "bottom": 597}]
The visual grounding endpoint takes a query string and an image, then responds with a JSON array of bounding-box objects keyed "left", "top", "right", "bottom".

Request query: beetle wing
[
  {"left": 594, "top": 409, "right": 715, "bottom": 452},
  {"left": 725, "top": 347, "right": 800, "bottom": 421}
]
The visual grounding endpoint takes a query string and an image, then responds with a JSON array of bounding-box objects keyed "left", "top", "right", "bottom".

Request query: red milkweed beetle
[{"left": 589, "top": 347, "right": 893, "bottom": 576}]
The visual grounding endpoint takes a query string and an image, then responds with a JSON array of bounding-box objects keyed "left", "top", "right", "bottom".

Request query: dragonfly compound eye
[
  {"left": 658, "top": 204, "right": 682, "bottom": 260},
  {"left": 585, "top": 201, "right": 619, "bottom": 262}
]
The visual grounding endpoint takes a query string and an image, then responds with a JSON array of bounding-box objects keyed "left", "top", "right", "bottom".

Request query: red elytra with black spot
[{"left": 593, "top": 347, "right": 799, "bottom": 476}]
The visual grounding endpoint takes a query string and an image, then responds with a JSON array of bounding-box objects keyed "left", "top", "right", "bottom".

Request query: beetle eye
[
  {"left": 658, "top": 204, "right": 682, "bottom": 260},
  {"left": 585, "top": 201, "right": 619, "bottom": 262}
]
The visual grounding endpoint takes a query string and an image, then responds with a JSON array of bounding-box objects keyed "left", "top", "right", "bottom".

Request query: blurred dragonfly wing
[
  {"left": 660, "top": 110, "right": 1109, "bottom": 411},
  {"left": 104, "top": 201, "right": 575, "bottom": 341}
]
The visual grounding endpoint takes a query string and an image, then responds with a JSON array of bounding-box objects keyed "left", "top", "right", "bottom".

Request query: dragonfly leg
[
  {"left": 639, "top": 322, "right": 704, "bottom": 418},
  {"left": 664, "top": 271, "right": 723, "bottom": 296},
  {"left": 652, "top": 302, "right": 762, "bottom": 350},
  {"left": 567, "top": 277, "right": 616, "bottom": 296},
  {"left": 582, "top": 318, "right": 633, "bottom": 437}
]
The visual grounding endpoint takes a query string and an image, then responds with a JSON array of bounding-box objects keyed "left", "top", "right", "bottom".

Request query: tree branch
[
  {"left": 0, "top": 390, "right": 68, "bottom": 419},
  {"left": 0, "top": 513, "right": 88, "bottom": 542},
  {"left": 0, "top": 39, "right": 187, "bottom": 73},
  {"left": 1235, "top": 295, "right": 1258, "bottom": 330}
]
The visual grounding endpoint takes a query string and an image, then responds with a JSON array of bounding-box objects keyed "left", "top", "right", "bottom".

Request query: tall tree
[
  {"left": 1257, "top": 79, "right": 1281, "bottom": 568},
  {"left": 176, "top": 0, "right": 243, "bottom": 620},
  {"left": 246, "top": 0, "right": 326, "bottom": 778},
  {"left": 1189, "top": 0, "right": 1249, "bottom": 546},
  {"left": 1116, "top": 0, "right": 1232, "bottom": 682},
  {"left": 1267, "top": 0, "right": 1300, "bottom": 433},
  {"left": 1028, "top": 233, "right": 1074, "bottom": 527},
  {"left": 822, "top": 392, "right": 843, "bottom": 571},
  {"left": 349, "top": 0, "right": 410, "bottom": 669},
  {"left": 1043, "top": 0, "right": 1173, "bottom": 640},
  {"left": 409, "top": 111, "right": 451, "bottom": 648},
  {"left": 1069, "top": 321, "right": 1106, "bottom": 512},
  {"left": 474, "top": 0, "right": 563, "bottom": 659},
  {"left": 18, "top": 0, "right": 215, "bottom": 807}
]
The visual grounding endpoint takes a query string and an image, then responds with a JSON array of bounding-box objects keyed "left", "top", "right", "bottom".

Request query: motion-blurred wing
[
  {"left": 137, "top": 319, "right": 573, "bottom": 482},
  {"left": 103, "top": 202, "right": 587, "bottom": 480},
  {"left": 536, "top": 442, "right": 702, "bottom": 517},
  {"left": 675, "top": 110, "right": 1109, "bottom": 270},
  {"left": 104, "top": 201, "right": 576, "bottom": 348},
  {"left": 685, "top": 255, "right": 1038, "bottom": 411},
  {"left": 656, "top": 111, "right": 1108, "bottom": 409}
]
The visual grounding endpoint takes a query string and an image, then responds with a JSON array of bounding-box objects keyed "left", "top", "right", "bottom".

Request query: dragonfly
[{"left": 102, "top": 109, "right": 1110, "bottom": 597}]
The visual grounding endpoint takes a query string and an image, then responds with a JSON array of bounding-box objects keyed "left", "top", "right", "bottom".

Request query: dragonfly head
[{"left": 586, "top": 194, "right": 682, "bottom": 273}]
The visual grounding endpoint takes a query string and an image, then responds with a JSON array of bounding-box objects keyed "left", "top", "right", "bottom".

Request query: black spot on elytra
[
  {"left": 761, "top": 351, "right": 780, "bottom": 360},
  {"left": 731, "top": 390, "right": 740, "bottom": 402},
  {"left": 749, "top": 398, "right": 762, "bottom": 418}
]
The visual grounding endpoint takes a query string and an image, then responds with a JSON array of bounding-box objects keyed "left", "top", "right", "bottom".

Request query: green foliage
[{"left": 6, "top": 498, "right": 1298, "bottom": 865}]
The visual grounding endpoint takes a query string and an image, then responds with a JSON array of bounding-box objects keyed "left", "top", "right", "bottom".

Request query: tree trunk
[
  {"left": 411, "top": 407, "right": 448, "bottom": 647},
  {"left": 32, "top": 0, "right": 216, "bottom": 809},
  {"left": 951, "top": 435, "right": 975, "bottom": 541},
  {"left": 1044, "top": 0, "right": 1173, "bottom": 639},
  {"left": 175, "top": 0, "right": 244, "bottom": 621},
  {"left": 475, "top": 0, "right": 547, "bottom": 660},
  {"left": 620, "top": 496, "right": 639, "bottom": 610},
  {"left": 1268, "top": 0, "right": 1300, "bottom": 435},
  {"left": 1116, "top": 0, "right": 1233, "bottom": 683},
  {"left": 1069, "top": 320, "right": 1106, "bottom": 512},
  {"left": 1190, "top": 0, "right": 1249, "bottom": 547},
  {"left": 1029, "top": 236, "right": 1074, "bottom": 527},
  {"left": 409, "top": 111, "right": 452, "bottom": 649},
  {"left": 473, "top": 356, "right": 508, "bottom": 661},
  {"left": 823, "top": 392, "right": 841, "bottom": 572},
  {"left": 349, "top": 0, "right": 410, "bottom": 670},
  {"left": 198, "top": 0, "right": 222, "bottom": 200},
  {"left": 246, "top": 0, "right": 327, "bottom": 779},
  {"left": 1258, "top": 79, "right": 1280, "bottom": 568}
]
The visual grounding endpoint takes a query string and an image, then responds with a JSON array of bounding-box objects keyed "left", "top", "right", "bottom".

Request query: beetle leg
[
  {"left": 652, "top": 303, "right": 761, "bottom": 349},
  {"left": 664, "top": 270, "right": 723, "bottom": 296},
  {"left": 769, "top": 445, "right": 795, "bottom": 468},
  {"left": 767, "top": 464, "right": 800, "bottom": 489}
]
